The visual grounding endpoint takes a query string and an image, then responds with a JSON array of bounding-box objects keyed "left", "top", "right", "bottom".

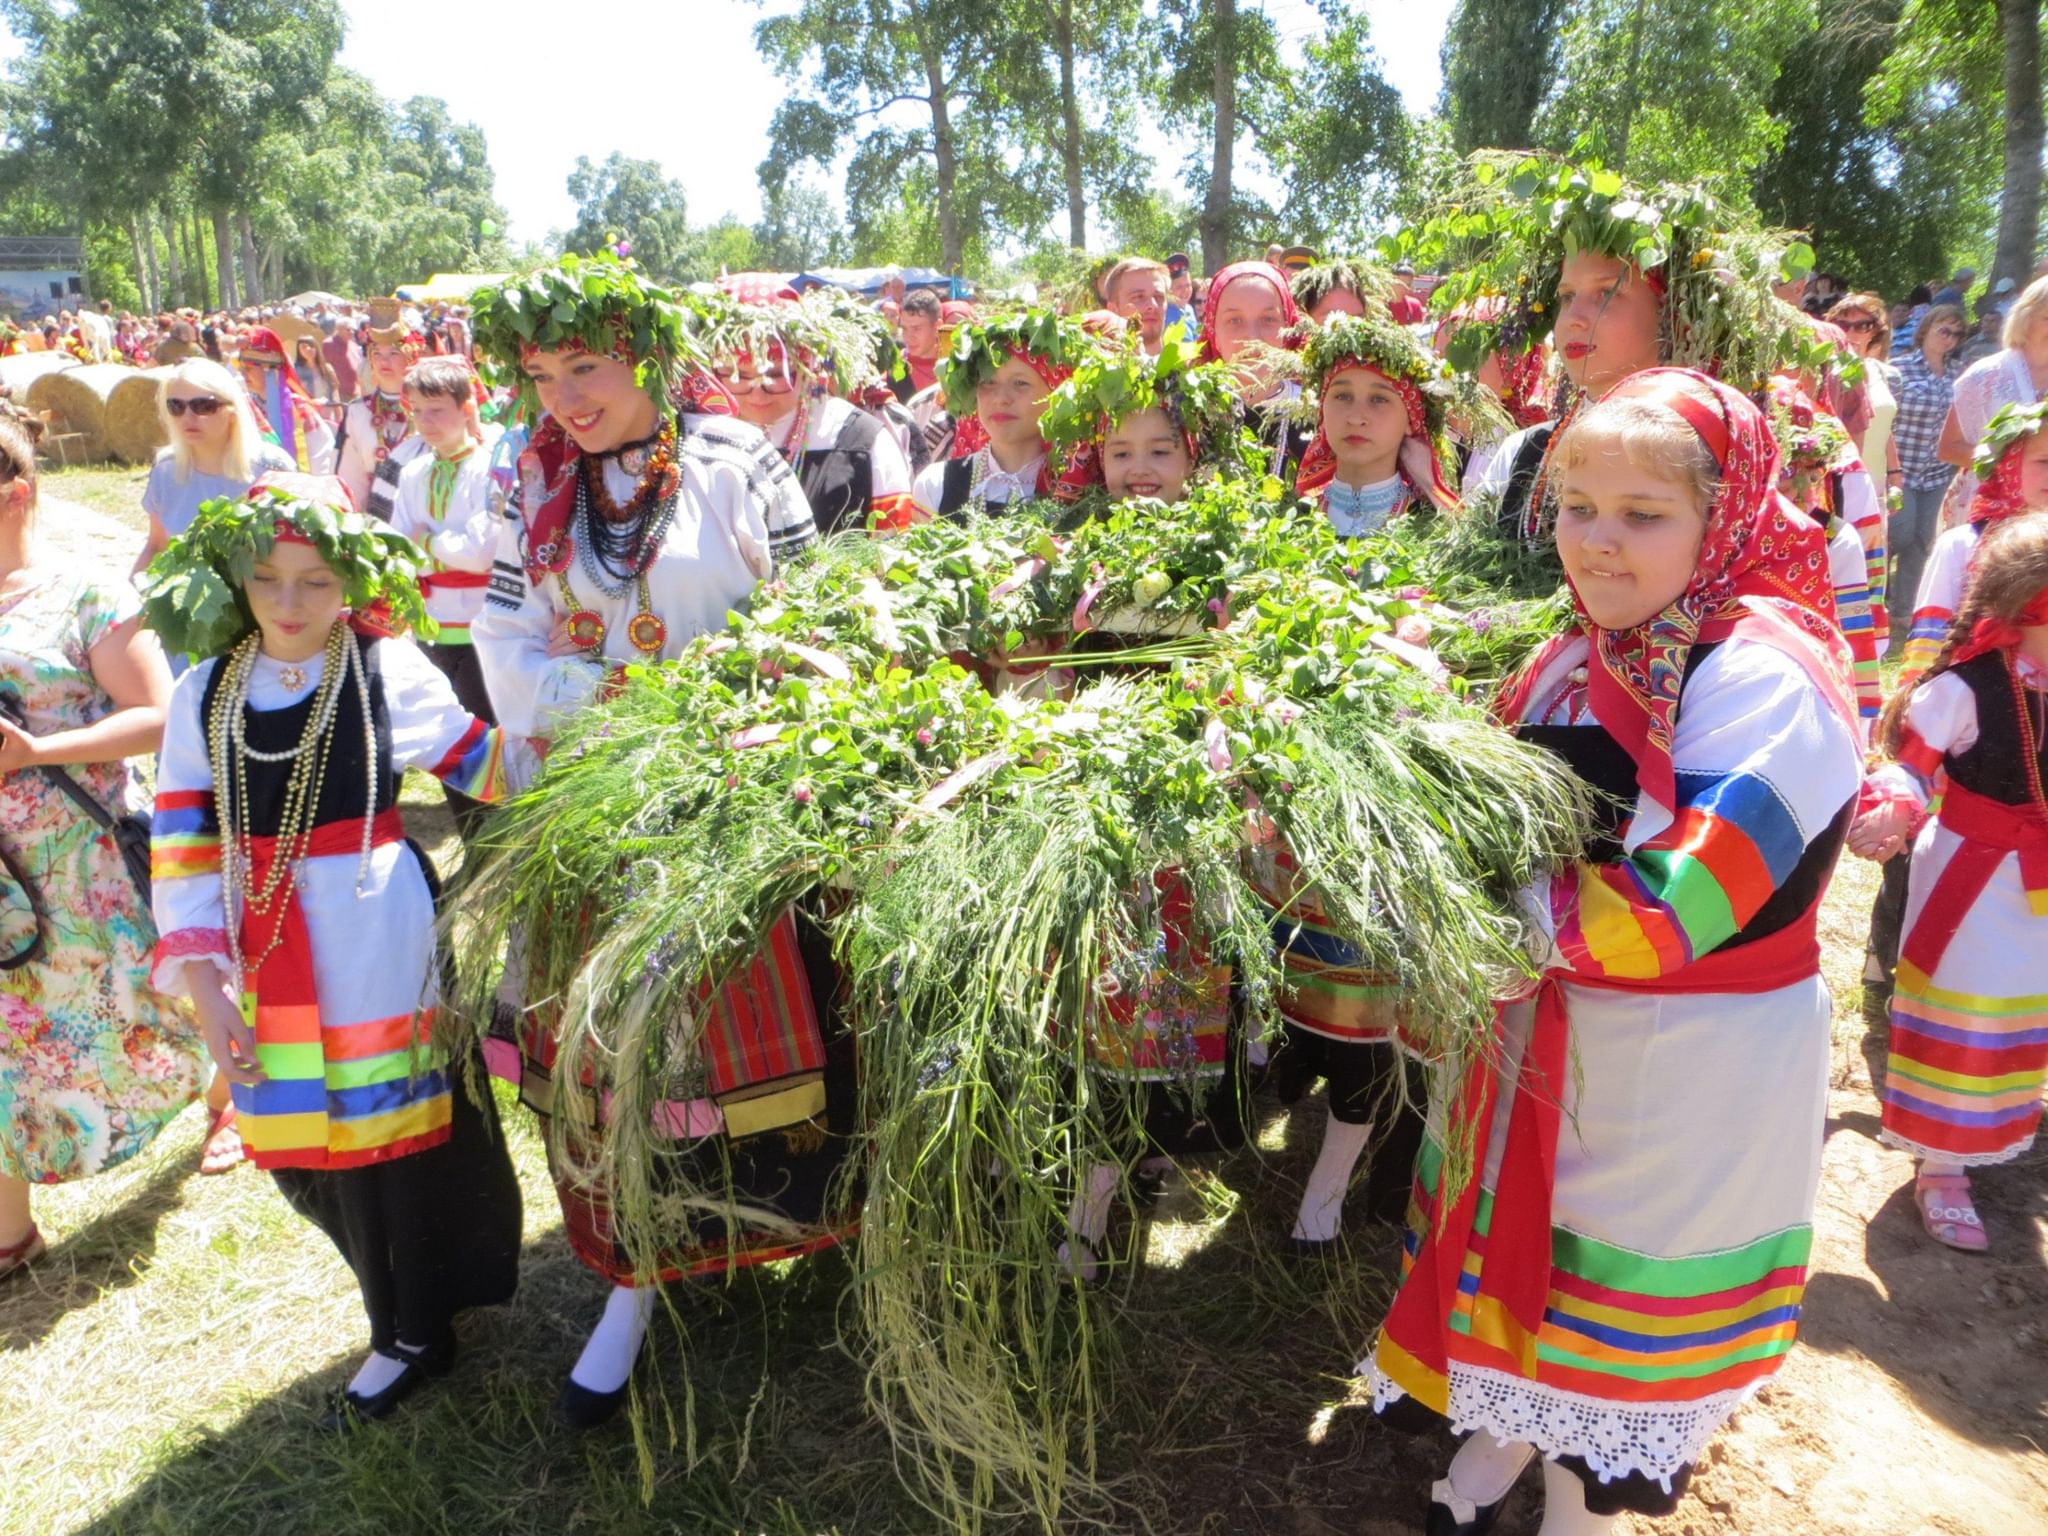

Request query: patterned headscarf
[
  {"left": 1970, "top": 400, "right": 2048, "bottom": 526},
  {"left": 948, "top": 345, "right": 1076, "bottom": 472},
  {"left": 1294, "top": 360, "right": 1457, "bottom": 510},
  {"left": 1197, "top": 262, "right": 1299, "bottom": 367},
  {"left": 1507, "top": 367, "right": 1853, "bottom": 810},
  {"left": 239, "top": 327, "right": 322, "bottom": 472}
]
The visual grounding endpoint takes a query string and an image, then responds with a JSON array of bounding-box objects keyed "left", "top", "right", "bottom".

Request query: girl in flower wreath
[
  {"left": 911, "top": 311, "right": 1098, "bottom": 520},
  {"left": 144, "top": 473, "right": 525, "bottom": 1430},
  {"left": 1850, "top": 495, "right": 2048, "bottom": 1257},
  {"left": 1365, "top": 370, "right": 1861, "bottom": 1534},
  {"left": 1036, "top": 336, "right": 1248, "bottom": 510}
]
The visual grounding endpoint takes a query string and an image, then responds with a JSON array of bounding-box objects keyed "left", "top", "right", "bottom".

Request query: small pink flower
[
  {"left": 1397, "top": 585, "right": 1429, "bottom": 601},
  {"left": 725, "top": 774, "right": 739, "bottom": 790},
  {"left": 1394, "top": 615, "right": 1433, "bottom": 646},
  {"left": 916, "top": 728, "right": 934, "bottom": 746},
  {"left": 792, "top": 783, "right": 814, "bottom": 805}
]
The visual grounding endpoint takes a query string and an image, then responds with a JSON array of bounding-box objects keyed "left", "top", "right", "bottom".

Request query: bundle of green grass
[{"left": 445, "top": 479, "right": 1587, "bottom": 1528}]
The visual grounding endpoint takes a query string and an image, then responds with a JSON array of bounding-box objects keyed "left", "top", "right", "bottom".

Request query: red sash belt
[
  {"left": 243, "top": 808, "right": 405, "bottom": 987},
  {"left": 420, "top": 570, "right": 489, "bottom": 596},
  {"left": 1900, "top": 782, "right": 2048, "bottom": 980},
  {"left": 1382, "top": 896, "right": 1824, "bottom": 1408}
]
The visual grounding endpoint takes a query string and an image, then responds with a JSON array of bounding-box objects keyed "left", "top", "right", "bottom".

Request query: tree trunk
[
  {"left": 1201, "top": 0, "right": 1236, "bottom": 272},
  {"left": 211, "top": 206, "right": 238, "bottom": 311},
  {"left": 1993, "top": 0, "right": 2043, "bottom": 289},
  {"left": 126, "top": 215, "right": 155, "bottom": 314},
  {"left": 237, "top": 209, "right": 262, "bottom": 305},
  {"left": 1613, "top": 0, "right": 1651, "bottom": 172},
  {"left": 921, "top": 41, "right": 962, "bottom": 272},
  {"left": 1056, "top": 0, "right": 1086, "bottom": 249},
  {"left": 161, "top": 206, "right": 184, "bottom": 310},
  {"left": 189, "top": 209, "right": 209, "bottom": 309}
]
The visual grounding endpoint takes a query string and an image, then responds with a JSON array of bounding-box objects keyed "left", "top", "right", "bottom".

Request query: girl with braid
[{"left": 1851, "top": 511, "right": 2048, "bottom": 1251}]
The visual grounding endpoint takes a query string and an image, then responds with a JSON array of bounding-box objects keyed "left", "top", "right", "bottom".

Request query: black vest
[
  {"left": 795, "top": 410, "right": 881, "bottom": 538},
  {"left": 1514, "top": 642, "right": 1852, "bottom": 954},
  {"left": 1944, "top": 650, "right": 2046, "bottom": 806},
  {"left": 1497, "top": 422, "right": 1556, "bottom": 543},
  {"left": 200, "top": 632, "right": 396, "bottom": 835}
]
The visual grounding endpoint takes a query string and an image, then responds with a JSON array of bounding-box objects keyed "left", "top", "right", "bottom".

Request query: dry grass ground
[{"left": 3, "top": 496, "right": 2042, "bottom": 1534}]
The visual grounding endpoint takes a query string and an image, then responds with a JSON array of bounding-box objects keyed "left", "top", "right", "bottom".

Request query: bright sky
[{"left": 4, "top": 0, "right": 1454, "bottom": 250}]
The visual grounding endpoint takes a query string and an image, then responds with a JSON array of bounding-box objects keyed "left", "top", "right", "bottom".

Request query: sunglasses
[
  {"left": 1838, "top": 317, "right": 1878, "bottom": 333},
  {"left": 1932, "top": 326, "right": 1963, "bottom": 339},
  {"left": 164, "top": 395, "right": 225, "bottom": 417}
]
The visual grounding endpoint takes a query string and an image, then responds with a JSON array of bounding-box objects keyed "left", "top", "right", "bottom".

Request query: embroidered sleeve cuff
[{"left": 151, "top": 928, "right": 231, "bottom": 996}]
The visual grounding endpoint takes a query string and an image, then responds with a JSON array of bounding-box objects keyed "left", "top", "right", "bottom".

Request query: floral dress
[{"left": 0, "top": 572, "right": 202, "bottom": 1184}]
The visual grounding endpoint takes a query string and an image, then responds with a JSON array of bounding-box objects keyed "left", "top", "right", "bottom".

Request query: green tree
[
  {"left": 1154, "top": 0, "right": 1289, "bottom": 268},
  {"left": 1440, "top": 0, "right": 1569, "bottom": 154},
  {"left": 1752, "top": 4, "right": 1951, "bottom": 298},
  {"left": 565, "top": 153, "right": 695, "bottom": 282},
  {"left": 1866, "top": 0, "right": 2042, "bottom": 291},
  {"left": 1268, "top": 9, "right": 1413, "bottom": 248},
  {"left": 753, "top": 180, "right": 848, "bottom": 271},
  {"left": 755, "top": 0, "right": 1058, "bottom": 273},
  {"left": 1535, "top": 0, "right": 1817, "bottom": 187},
  {"left": 1011, "top": 0, "right": 1149, "bottom": 249}
]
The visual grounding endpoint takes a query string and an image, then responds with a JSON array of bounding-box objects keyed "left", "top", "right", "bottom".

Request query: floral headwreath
[
  {"left": 937, "top": 311, "right": 1100, "bottom": 422},
  {"left": 1388, "top": 152, "right": 1831, "bottom": 396},
  {"left": 1288, "top": 257, "right": 1397, "bottom": 318},
  {"left": 1037, "top": 333, "right": 1251, "bottom": 499},
  {"left": 693, "top": 284, "right": 887, "bottom": 400},
  {"left": 468, "top": 253, "right": 709, "bottom": 420},
  {"left": 1969, "top": 400, "right": 2048, "bottom": 525},
  {"left": 141, "top": 475, "right": 433, "bottom": 659}
]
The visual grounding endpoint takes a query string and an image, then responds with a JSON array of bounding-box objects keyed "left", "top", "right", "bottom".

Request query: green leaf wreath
[
  {"left": 141, "top": 484, "right": 434, "bottom": 659},
  {"left": 1038, "top": 332, "right": 1252, "bottom": 475},
  {"left": 467, "top": 251, "right": 708, "bottom": 418},
  {"left": 688, "top": 284, "right": 892, "bottom": 398},
  {"left": 1974, "top": 400, "right": 2048, "bottom": 482},
  {"left": 1288, "top": 255, "right": 1398, "bottom": 318},
  {"left": 937, "top": 310, "right": 1104, "bottom": 419}
]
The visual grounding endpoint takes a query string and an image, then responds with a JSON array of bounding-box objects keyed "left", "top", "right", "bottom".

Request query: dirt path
[{"left": 39, "top": 490, "right": 143, "bottom": 577}]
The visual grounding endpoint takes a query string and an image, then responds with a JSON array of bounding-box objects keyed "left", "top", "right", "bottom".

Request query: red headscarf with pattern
[
  {"left": 1498, "top": 367, "right": 1854, "bottom": 811},
  {"left": 1294, "top": 360, "right": 1457, "bottom": 511},
  {"left": 1969, "top": 405, "right": 2048, "bottom": 526},
  {"left": 1196, "top": 262, "right": 1299, "bottom": 367},
  {"left": 947, "top": 345, "right": 1077, "bottom": 485}
]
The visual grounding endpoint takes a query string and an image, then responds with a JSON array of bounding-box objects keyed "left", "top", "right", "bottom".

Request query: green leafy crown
[
  {"left": 1292, "top": 312, "right": 1460, "bottom": 443},
  {"left": 1385, "top": 151, "right": 1826, "bottom": 394},
  {"left": 938, "top": 310, "right": 1100, "bottom": 419},
  {"left": 468, "top": 253, "right": 707, "bottom": 418},
  {"left": 1038, "top": 332, "right": 1244, "bottom": 459},
  {"left": 1289, "top": 257, "right": 1397, "bottom": 317},
  {"left": 689, "top": 286, "right": 890, "bottom": 398},
  {"left": 1975, "top": 400, "right": 2048, "bottom": 482},
  {"left": 141, "top": 485, "right": 434, "bottom": 659}
]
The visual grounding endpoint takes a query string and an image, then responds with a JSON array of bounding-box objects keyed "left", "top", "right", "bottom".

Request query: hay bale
[
  {"left": 105, "top": 368, "right": 173, "bottom": 465},
  {"left": 0, "top": 351, "right": 77, "bottom": 399},
  {"left": 25, "top": 364, "right": 129, "bottom": 463}
]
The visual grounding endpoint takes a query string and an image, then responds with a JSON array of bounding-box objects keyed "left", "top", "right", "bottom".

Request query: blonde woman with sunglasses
[{"left": 132, "top": 359, "right": 296, "bottom": 582}]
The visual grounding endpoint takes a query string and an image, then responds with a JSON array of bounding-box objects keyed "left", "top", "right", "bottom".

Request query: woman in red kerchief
[
  {"left": 467, "top": 257, "right": 829, "bottom": 1432},
  {"left": 235, "top": 327, "right": 337, "bottom": 476},
  {"left": 1199, "top": 260, "right": 1313, "bottom": 481},
  {"left": 1365, "top": 370, "right": 1861, "bottom": 1535}
]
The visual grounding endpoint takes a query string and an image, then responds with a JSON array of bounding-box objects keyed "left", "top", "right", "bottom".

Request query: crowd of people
[{"left": 3, "top": 164, "right": 2048, "bottom": 1533}]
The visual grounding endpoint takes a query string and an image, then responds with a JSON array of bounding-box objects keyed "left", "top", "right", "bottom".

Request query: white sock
[
  {"left": 1291, "top": 1114, "right": 1372, "bottom": 1243},
  {"left": 1538, "top": 1458, "right": 1617, "bottom": 1535},
  {"left": 347, "top": 1349, "right": 412, "bottom": 1398},
  {"left": 1446, "top": 1431, "right": 1535, "bottom": 1506},
  {"left": 1058, "top": 1164, "right": 1121, "bottom": 1282},
  {"left": 569, "top": 1283, "right": 654, "bottom": 1395},
  {"left": 1919, "top": 1157, "right": 1966, "bottom": 1179}
]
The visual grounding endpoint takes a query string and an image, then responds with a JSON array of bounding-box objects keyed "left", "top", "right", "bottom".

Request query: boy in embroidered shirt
[{"left": 391, "top": 357, "right": 500, "bottom": 835}]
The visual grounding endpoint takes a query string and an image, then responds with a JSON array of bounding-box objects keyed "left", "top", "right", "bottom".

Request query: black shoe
[
  {"left": 1424, "top": 1479, "right": 1510, "bottom": 1536},
  {"left": 316, "top": 1356, "right": 429, "bottom": 1432},
  {"left": 555, "top": 1374, "right": 630, "bottom": 1430}
]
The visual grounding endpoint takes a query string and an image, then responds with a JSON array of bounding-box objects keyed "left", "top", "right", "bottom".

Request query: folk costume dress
[
  {"left": 473, "top": 408, "right": 859, "bottom": 1285},
  {"left": 150, "top": 625, "right": 522, "bottom": 1355},
  {"left": 0, "top": 574, "right": 203, "bottom": 1186},
  {"left": 1366, "top": 371, "right": 1862, "bottom": 1516},
  {"left": 1199, "top": 262, "right": 1313, "bottom": 483},
  {"left": 1873, "top": 642, "right": 2048, "bottom": 1169},
  {"left": 1898, "top": 437, "right": 2044, "bottom": 686},
  {"left": 239, "top": 328, "right": 338, "bottom": 476}
]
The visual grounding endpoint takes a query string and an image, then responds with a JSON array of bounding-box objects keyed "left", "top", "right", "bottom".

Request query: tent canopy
[{"left": 395, "top": 273, "right": 508, "bottom": 304}]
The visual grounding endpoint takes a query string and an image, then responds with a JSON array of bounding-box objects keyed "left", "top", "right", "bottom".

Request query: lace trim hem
[
  {"left": 1362, "top": 1354, "right": 1765, "bottom": 1491},
  {"left": 150, "top": 928, "right": 232, "bottom": 994},
  {"left": 1880, "top": 1127, "right": 2037, "bottom": 1168}
]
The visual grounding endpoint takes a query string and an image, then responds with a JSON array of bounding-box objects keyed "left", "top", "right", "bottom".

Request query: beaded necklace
[
  {"left": 553, "top": 420, "right": 682, "bottom": 656},
  {"left": 2006, "top": 652, "right": 2048, "bottom": 813},
  {"left": 207, "top": 623, "right": 379, "bottom": 983},
  {"left": 368, "top": 392, "right": 409, "bottom": 461}
]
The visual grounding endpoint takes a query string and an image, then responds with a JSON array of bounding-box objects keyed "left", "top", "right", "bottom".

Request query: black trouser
[
  {"left": 425, "top": 640, "right": 494, "bottom": 842},
  {"left": 1867, "top": 848, "right": 1912, "bottom": 981}
]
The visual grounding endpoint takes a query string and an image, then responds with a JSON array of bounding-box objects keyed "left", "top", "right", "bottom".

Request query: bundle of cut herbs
[{"left": 445, "top": 479, "right": 1588, "bottom": 1529}]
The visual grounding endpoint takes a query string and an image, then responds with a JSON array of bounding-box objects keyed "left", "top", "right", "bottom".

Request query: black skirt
[{"left": 272, "top": 1059, "right": 522, "bottom": 1353}]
